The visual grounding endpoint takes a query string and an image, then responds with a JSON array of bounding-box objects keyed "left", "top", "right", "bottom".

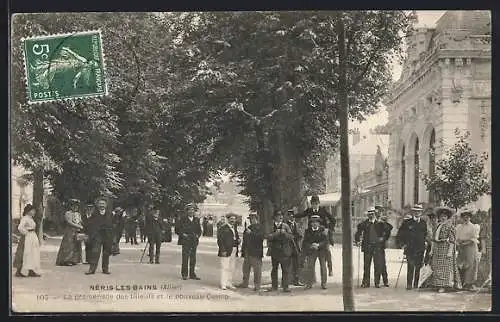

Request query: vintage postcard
[{"left": 10, "top": 10, "right": 491, "bottom": 313}]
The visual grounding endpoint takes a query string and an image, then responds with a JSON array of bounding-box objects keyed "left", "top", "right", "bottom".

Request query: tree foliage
[{"left": 421, "top": 129, "right": 491, "bottom": 210}]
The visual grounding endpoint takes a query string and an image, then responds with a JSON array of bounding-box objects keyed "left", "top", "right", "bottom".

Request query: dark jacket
[
  {"left": 266, "top": 222, "right": 294, "bottom": 259},
  {"left": 175, "top": 215, "right": 202, "bottom": 246},
  {"left": 241, "top": 223, "right": 264, "bottom": 258},
  {"left": 296, "top": 207, "right": 336, "bottom": 230},
  {"left": 396, "top": 218, "right": 428, "bottom": 254},
  {"left": 217, "top": 224, "right": 239, "bottom": 257},
  {"left": 146, "top": 215, "right": 165, "bottom": 239},
  {"left": 354, "top": 219, "right": 387, "bottom": 253},
  {"left": 302, "top": 226, "right": 329, "bottom": 256},
  {"left": 287, "top": 220, "right": 302, "bottom": 254},
  {"left": 84, "top": 210, "right": 113, "bottom": 244}
]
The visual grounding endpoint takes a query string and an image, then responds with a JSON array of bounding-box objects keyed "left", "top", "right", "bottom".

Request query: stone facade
[{"left": 384, "top": 11, "right": 491, "bottom": 212}]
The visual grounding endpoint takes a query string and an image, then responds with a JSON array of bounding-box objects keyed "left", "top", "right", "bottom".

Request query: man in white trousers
[{"left": 217, "top": 214, "right": 240, "bottom": 290}]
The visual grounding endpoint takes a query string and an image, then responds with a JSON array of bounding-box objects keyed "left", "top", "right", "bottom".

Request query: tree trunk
[
  {"left": 337, "top": 12, "right": 355, "bottom": 312},
  {"left": 32, "top": 167, "right": 44, "bottom": 244}
]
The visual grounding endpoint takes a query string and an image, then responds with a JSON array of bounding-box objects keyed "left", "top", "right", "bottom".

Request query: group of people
[
  {"left": 355, "top": 203, "right": 492, "bottom": 293},
  {"left": 215, "top": 195, "right": 336, "bottom": 292},
  {"left": 13, "top": 196, "right": 491, "bottom": 298}
]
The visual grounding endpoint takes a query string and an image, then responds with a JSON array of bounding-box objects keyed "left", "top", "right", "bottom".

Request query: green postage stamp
[{"left": 22, "top": 30, "right": 108, "bottom": 104}]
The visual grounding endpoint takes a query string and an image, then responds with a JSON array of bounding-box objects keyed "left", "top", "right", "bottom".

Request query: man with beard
[
  {"left": 266, "top": 210, "right": 294, "bottom": 293},
  {"left": 175, "top": 203, "right": 202, "bottom": 280},
  {"left": 295, "top": 195, "right": 336, "bottom": 276},
  {"left": 84, "top": 197, "right": 113, "bottom": 275}
]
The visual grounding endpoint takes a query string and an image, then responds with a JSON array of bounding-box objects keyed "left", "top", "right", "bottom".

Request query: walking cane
[
  {"left": 395, "top": 254, "right": 406, "bottom": 288},
  {"left": 357, "top": 245, "right": 361, "bottom": 287},
  {"left": 140, "top": 241, "right": 149, "bottom": 263}
]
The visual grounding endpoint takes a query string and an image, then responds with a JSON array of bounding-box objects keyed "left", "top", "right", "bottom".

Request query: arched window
[
  {"left": 401, "top": 145, "right": 405, "bottom": 207},
  {"left": 428, "top": 129, "right": 436, "bottom": 203},
  {"left": 414, "top": 137, "right": 420, "bottom": 204}
]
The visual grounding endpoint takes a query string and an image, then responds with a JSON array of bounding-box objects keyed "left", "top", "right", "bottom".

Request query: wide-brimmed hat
[
  {"left": 411, "top": 204, "right": 424, "bottom": 212},
  {"left": 434, "top": 206, "right": 454, "bottom": 218},
  {"left": 22, "top": 204, "right": 36, "bottom": 216},
  {"left": 459, "top": 208, "right": 474, "bottom": 218},
  {"left": 367, "top": 207, "right": 376, "bottom": 214}
]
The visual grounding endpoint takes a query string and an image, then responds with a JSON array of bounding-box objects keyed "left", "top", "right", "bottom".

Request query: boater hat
[
  {"left": 411, "top": 204, "right": 424, "bottom": 212},
  {"left": 367, "top": 207, "right": 376, "bottom": 214}
]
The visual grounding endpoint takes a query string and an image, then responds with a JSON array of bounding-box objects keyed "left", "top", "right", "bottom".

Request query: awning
[{"left": 307, "top": 193, "right": 341, "bottom": 206}]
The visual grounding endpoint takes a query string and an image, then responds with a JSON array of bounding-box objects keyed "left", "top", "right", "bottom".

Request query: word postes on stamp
[{"left": 22, "top": 30, "right": 108, "bottom": 104}]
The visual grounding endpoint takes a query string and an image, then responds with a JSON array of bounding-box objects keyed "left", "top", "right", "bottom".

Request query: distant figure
[
  {"left": 202, "top": 217, "right": 208, "bottom": 237},
  {"left": 146, "top": 209, "right": 164, "bottom": 264},
  {"left": 205, "top": 216, "right": 214, "bottom": 237},
  {"left": 125, "top": 207, "right": 139, "bottom": 245}
]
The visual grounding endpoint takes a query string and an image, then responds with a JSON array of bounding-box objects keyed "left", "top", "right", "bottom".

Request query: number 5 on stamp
[{"left": 22, "top": 30, "right": 108, "bottom": 104}]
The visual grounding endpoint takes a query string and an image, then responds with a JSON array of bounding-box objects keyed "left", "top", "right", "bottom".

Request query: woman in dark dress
[{"left": 56, "top": 199, "right": 84, "bottom": 266}]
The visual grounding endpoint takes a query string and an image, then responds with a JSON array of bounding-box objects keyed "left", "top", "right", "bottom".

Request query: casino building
[{"left": 384, "top": 11, "right": 491, "bottom": 212}]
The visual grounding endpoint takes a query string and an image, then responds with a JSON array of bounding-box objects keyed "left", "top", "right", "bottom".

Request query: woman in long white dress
[{"left": 13, "top": 204, "right": 41, "bottom": 277}]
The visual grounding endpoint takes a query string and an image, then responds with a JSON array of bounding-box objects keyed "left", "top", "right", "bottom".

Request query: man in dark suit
[
  {"left": 83, "top": 197, "right": 113, "bottom": 275},
  {"left": 238, "top": 213, "right": 264, "bottom": 291},
  {"left": 287, "top": 209, "right": 304, "bottom": 286},
  {"left": 217, "top": 214, "right": 240, "bottom": 290},
  {"left": 266, "top": 210, "right": 294, "bottom": 292},
  {"left": 375, "top": 205, "right": 392, "bottom": 287},
  {"left": 175, "top": 203, "right": 202, "bottom": 280},
  {"left": 303, "top": 215, "right": 330, "bottom": 290},
  {"left": 146, "top": 209, "right": 164, "bottom": 264},
  {"left": 295, "top": 195, "right": 336, "bottom": 276},
  {"left": 111, "top": 207, "right": 125, "bottom": 255},
  {"left": 396, "top": 204, "right": 428, "bottom": 290},
  {"left": 354, "top": 207, "right": 388, "bottom": 288}
]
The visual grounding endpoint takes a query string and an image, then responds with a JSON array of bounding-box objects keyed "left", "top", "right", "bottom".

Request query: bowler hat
[
  {"left": 367, "top": 206, "right": 376, "bottom": 214},
  {"left": 310, "top": 195, "right": 320, "bottom": 204},
  {"left": 22, "top": 204, "right": 36, "bottom": 216}
]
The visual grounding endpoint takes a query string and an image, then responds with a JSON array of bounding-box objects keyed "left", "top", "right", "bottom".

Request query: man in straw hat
[
  {"left": 456, "top": 208, "right": 479, "bottom": 291},
  {"left": 175, "top": 203, "right": 202, "bottom": 280},
  {"left": 396, "top": 203, "right": 428, "bottom": 290},
  {"left": 217, "top": 214, "right": 240, "bottom": 290},
  {"left": 354, "top": 207, "right": 387, "bottom": 288}
]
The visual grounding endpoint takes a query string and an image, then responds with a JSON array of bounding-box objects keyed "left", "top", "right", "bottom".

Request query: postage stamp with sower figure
[{"left": 22, "top": 30, "right": 108, "bottom": 104}]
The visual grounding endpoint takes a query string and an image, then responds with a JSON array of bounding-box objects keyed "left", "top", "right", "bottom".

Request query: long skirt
[
  {"left": 14, "top": 232, "right": 41, "bottom": 275},
  {"left": 457, "top": 243, "right": 479, "bottom": 286},
  {"left": 431, "top": 242, "right": 461, "bottom": 289},
  {"left": 56, "top": 227, "right": 82, "bottom": 265}
]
